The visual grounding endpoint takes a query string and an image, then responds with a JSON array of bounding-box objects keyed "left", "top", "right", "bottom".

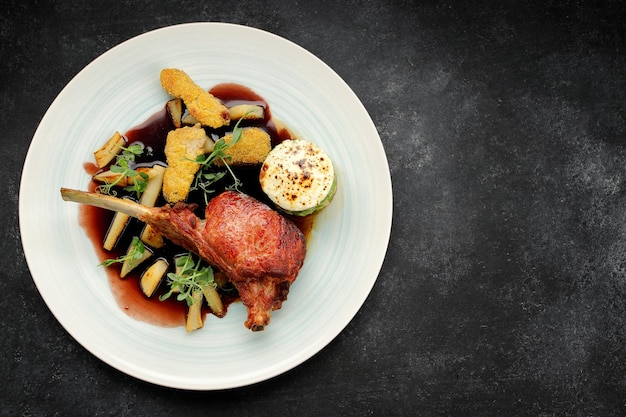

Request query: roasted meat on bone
[{"left": 60, "top": 188, "right": 307, "bottom": 331}]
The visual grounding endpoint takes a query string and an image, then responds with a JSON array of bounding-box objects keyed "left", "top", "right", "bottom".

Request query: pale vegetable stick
[
  {"left": 201, "top": 284, "right": 224, "bottom": 317},
  {"left": 181, "top": 113, "right": 199, "bottom": 126},
  {"left": 94, "top": 131, "right": 125, "bottom": 168},
  {"left": 228, "top": 104, "right": 264, "bottom": 121},
  {"left": 92, "top": 167, "right": 155, "bottom": 187},
  {"left": 139, "top": 258, "right": 169, "bottom": 297},
  {"left": 103, "top": 210, "right": 131, "bottom": 251},
  {"left": 102, "top": 165, "right": 164, "bottom": 251},
  {"left": 203, "top": 138, "right": 215, "bottom": 154},
  {"left": 166, "top": 98, "right": 183, "bottom": 128},
  {"left": 138, "top": 165, "right": 165, "bottom": 207},
  {"left": 140, "top": 224, "right": 164, "bottom": 249},
  {"left": 183, "top": 104, "right": 265, "bottom": 125},
  {"left": 120, "top": 243, "right": 153, "bottom": 278},
  {"left": 138, "top": 165, "right": 165, "bottom": 248},
  {"left": 186, "top": 290, "right": 204, "bottom": 332}
]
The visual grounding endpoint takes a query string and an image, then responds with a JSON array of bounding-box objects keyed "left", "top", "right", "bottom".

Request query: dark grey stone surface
[{"left": 3, "top": 1, "right": 626, "bottom": 415}]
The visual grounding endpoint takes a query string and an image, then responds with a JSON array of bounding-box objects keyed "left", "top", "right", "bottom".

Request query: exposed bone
[{"left": 61, "top": 188, "right": 152, "bottom": 220}]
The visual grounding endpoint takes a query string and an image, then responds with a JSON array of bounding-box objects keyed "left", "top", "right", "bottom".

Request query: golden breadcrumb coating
[
  {"left": 215, "top": 127, "right": 272, "bottom": 166},
  {"left": 163, "top": 125, "right": 208, "bottom": 203},
  {"left": 160, "top": 68, "right": 230, "bottom": 129}
]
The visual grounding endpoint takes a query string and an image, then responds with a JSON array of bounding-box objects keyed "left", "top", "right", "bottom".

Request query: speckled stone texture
[{"left": 3, "top": 1, "right": 626, "bottom": 416}]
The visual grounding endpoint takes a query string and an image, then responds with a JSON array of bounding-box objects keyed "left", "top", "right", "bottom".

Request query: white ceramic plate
[{"left": 19, "top": 22, "right": 392, "bottom": 390}]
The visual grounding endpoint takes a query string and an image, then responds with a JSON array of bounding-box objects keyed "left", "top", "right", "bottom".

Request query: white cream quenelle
[{"left": 259, "top": 139, "right": 337, "bottom": 216}]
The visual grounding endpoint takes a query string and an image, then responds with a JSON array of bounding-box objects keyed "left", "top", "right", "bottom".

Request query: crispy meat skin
[
  {"left": 203, "top": 191, "right": 306, "bottom": 330},
  {"left": 136, "top": 191, "right": 306, "bottom": 331}
]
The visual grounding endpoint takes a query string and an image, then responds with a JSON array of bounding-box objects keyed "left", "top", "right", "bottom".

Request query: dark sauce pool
[{"left": 79, "top": 83, "right": 314, "bottom": 328}]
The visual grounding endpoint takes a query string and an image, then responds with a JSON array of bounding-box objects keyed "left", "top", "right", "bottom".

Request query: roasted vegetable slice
[
  {"left": 94, "top": 131, "right": 125, "bottom": 168},
  {"left": 181, "top": 113, "right": 200, "bottom": 126},
  {"left": 202, "top": 284, "right": 224, "bottom": 317},
  {"left": 140, "top": 258, "right": 169, "bottom": 297},
  {"left": 166, "top": 98, "right": 183, "bottom": 128},
  {"left": 228, "top": 104, "right": 264, "bottom": 121},
  {"left": 92, "top": 166, "right": 155, "bottom": 187},
  {"left": 139, "top": 165, "right": 165, "bottom": 206},
  {"left": 186, "top": 290, "right": 204, "bottom": 332},
  {"left": 120, "top": 240, "right": 153, "bottom": 278},
  {"left": 102, "top": 165, "right": 165, "bottom": 251},
  {"left": 103, "top": 202, "right": 132, "bottom": 251},
  {"left": 140, "top": 224, "right": 164, "bottom": 249}
]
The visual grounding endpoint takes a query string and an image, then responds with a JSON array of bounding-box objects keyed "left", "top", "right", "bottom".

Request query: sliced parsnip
[
  {"left": 94, "top": 131, "right": 125, "bottom": 168},
  {"left": 139, "top": 258, "right": 169, "bottom": 297},
  {"left": 166, "top": 98, "right": 183, "bottom": 128},
  {"left": 201, "top": 284, "right": 224, "bottom": 317},
  {"left": 181, "top": 102, "right": 264, "bottom": 126},
  {"left": 103, "top": 209, "right": 131, "bottom": 251},
  {"left": 228, "top": 104, "right": 264, "bottom": 121},
  {"left": 135, "top": 165, "right": 166, "bottom": 248},
  {"left": 139, "top": 165, "right": 165, "bottom": 207},
  {"left": 181, "top": 113, "right": 199, "bottom": 126},
  {"left": 92, "top": 167, "right": 155, "bottom": 186},
  {"left": 203, "top": 138, "right": 215, "bottom": 154},
  {"left": 120, "top": 242, "right": 153, "bottom": 278},
  {"left": 186, "top": 290, "right": 204, "bottom": 332},
  {"left": 102, "top": 165, "right": 164, "bottom": 251},
  {"left": 140, "top": 224, "right": 164, "bottom": 249}
]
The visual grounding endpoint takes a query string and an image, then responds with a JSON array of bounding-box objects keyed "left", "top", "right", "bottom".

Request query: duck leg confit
[{"left": 60, "top": 188, "right": 307, "bottom": 331}]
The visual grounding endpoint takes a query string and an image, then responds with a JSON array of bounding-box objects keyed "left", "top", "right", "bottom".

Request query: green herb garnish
[
  {"left": 100, "top": 236, "right": 145, "bottom": 267},
  {"left": 190, "top": 110, "right": 252, "bottom": 203},
  {"left": 97, "top": 143, "right": 149, "bottom": 198},
  {"left": 159, "top": 253, "right": 216, "bottom": 307},
  {"left": 191, "top": 170, "right": 228, "bottom": 205}
]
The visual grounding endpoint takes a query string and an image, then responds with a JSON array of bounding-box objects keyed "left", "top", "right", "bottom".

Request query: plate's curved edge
[{"left": 18, "top": 22, "right": 394, "bottom": 391}]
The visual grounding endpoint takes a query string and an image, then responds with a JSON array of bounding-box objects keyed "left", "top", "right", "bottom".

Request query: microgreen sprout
[
  {"left": 100, "top": 236, "right": 145, "bottom": 267},
  {"left": 191, "top": 170, "right": 228, "bottom": 205},
  {"left": 160, "top": 253, "right": 216, "bottom": 307},
  {"left": 96, "top": 143, "right": 148, "bottom": 198},
  {"left": 190, "top": 110, "right": 252, "bottom": 203}
]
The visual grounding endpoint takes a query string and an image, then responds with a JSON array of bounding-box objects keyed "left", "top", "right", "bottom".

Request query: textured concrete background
[{"left": 3, "top": 1, "right": 626, "bottom": 416}]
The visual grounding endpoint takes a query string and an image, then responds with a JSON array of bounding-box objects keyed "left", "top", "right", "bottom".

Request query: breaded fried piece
[
  {"left": 215, "top": 127, "right": 272, "bottom": 166},
  {"left": 160, "top": 68, "right": 230, "bottom": 129},
  {"left": 163, "top": 125, "right": 208, "bottom": 203}
]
